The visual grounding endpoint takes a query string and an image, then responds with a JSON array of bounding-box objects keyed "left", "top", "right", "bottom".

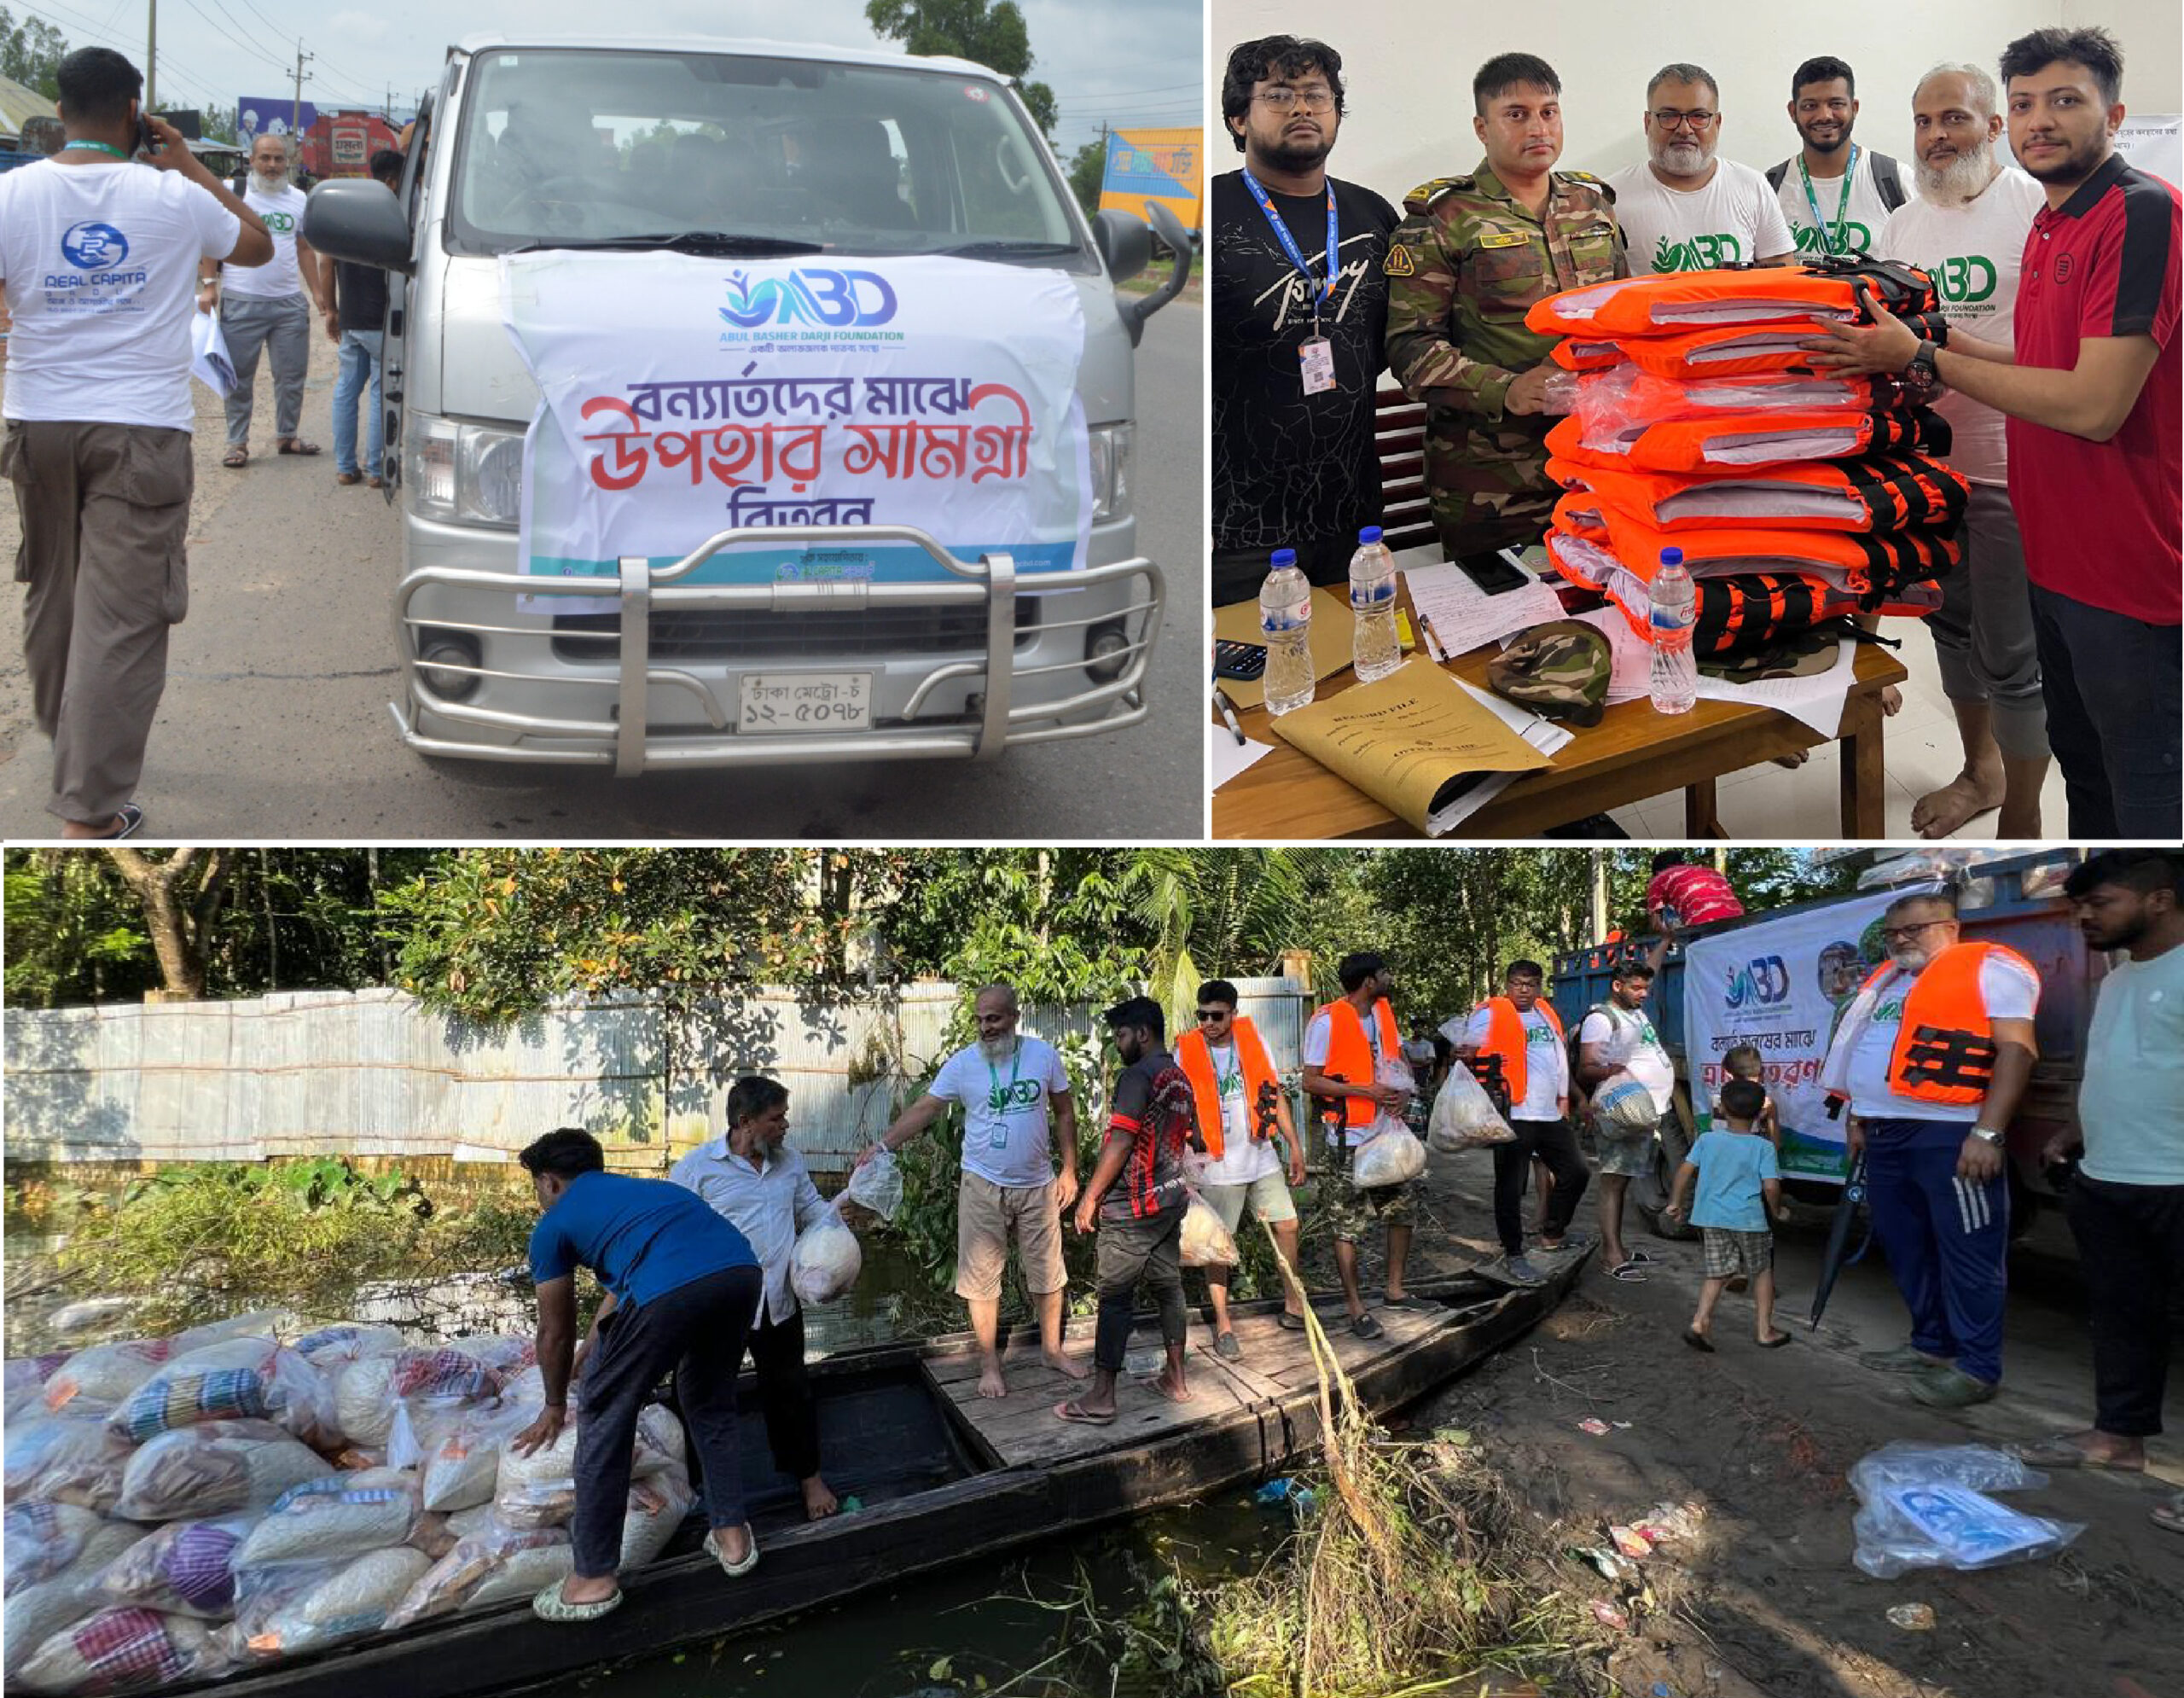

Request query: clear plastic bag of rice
[
  {"left": 382, "top": 1525, "right": 572, "bottom": 1628},
  {"left": 791, "top": 1201, "right": 862, "bottom": 1305},
  {"left": 113, "top": 1420, "right": 329, "bottom": 1523},
  {"left": 6, "top": 1503, "right": 113, "bottom": 1596},
  {"left": 1426, "top": 1068, "right": 1516, "bottom": 1153},
  {"left": 441, "top": 1503, "right": 498, "bottom": 1542},
  {"left": 1177, "top": 1193, "right": 1240, "bottom": 1268},
  {"left": 5, "top": 1522, "right": 148, "bottom": 1684},
  {"left": 844, "top": 1147, "right": 903, "bottom": 1221},
  {"left": 231, "top": 1468, "right": 422, "bottom": 1570},
  {"left": 7, "top": 1354, "right": 72, "bottom": 1421},
  {"left": 1352, "top": 1123, "right": 1426, "bottom": 1189},
  {"left": 168, "top": 1311, "right": 291, "bottom": 1355},
  {"left": 289, "top": 1324, "right": 405, "bottom": 1374},
  {"left": 413, "top": 1401, "right": 538, "bottom": 1514},
  {"left": 619, "top": 1467, "right": 694, "bottom": 1571},
  {"left": 440, "top": 1335, "right": 536, "bottom": 1378},
  {"left": 43, "top": 1340, "right": 172, "bottom": 1415},
  {"left": 229, "top": 1546, "right": 433, "bottom": 1660},
  {"left": 633, "top": 1403, "right": 684, "bottom": 1475},
  {"left": 91, "top": 1515, "right": 253, "bottom": 1619},
  {"left": 107, "top": 1338, "right": 337, "bottom": 1451},
  {"left": 491, "top": 1403, "right": 679, "bottom": 1528},
  {"left": 1591, "top": 1071, "right": 1661, "bottom": 1136},
  {"left": 337, "top": 1341, "right": 520, "bottom": 1451},
  {"left": 16, "top": 1605, "right": 235, "bottom": 1695},
  {"left": 5, "top": 1415, "right": 131, "bottom": 1512},
  {"left": 331, "top": 1354, "right": 402, "bottom": 1448}
]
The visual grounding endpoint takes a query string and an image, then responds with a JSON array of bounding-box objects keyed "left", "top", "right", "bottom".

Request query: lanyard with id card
[{"left": 1243, "top": 169, "right": 1339, "bottom": 395}]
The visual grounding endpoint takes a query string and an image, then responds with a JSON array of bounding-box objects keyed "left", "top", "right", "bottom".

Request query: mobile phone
[
  {"left": 136, "top": 113, "right": 158, "bottom": 157},
  {"left": 1454, "top": 547, "right": 1529, "bottom": 596},
  {"left": 1214, "top": 638, "right": 1267, "bottom": 681}
]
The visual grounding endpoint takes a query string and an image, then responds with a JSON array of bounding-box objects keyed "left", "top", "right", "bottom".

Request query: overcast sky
[{"left": 29, "top": 0, "right": 1203, "bottom": 160}]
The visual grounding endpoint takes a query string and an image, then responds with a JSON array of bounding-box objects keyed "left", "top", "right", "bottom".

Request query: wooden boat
[{"left": 171, "top": 1259, "right": 1589, "bottom": 1698}]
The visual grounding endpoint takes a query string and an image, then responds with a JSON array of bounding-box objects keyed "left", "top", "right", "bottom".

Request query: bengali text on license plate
[{"left": 737, "top": 672, "right": 874, "bottom": 733}]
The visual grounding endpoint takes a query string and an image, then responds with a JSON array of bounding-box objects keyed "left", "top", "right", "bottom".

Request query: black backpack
[{"left": 1767, "top": 151, "right": 1908, "bottom": 212}]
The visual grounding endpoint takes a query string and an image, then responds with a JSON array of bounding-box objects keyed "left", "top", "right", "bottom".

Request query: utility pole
[
  {"left": 291, "top": 38, "right": 314, "bottom": 139},
  {"left": 145, "top": 0, "right": 157, "bottom": 112},
  {"left": 1589, "top": 850, "right": 1609, "bottom": 944}
]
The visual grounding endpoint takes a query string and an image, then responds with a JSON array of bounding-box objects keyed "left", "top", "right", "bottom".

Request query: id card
[{"left": 1298, "top": 336, "right": 1335, "bottom": 394}]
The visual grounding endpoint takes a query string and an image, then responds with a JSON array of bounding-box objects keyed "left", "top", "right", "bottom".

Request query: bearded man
[{"left": 203, "top": 131, "right": 325, "bottom": 467}]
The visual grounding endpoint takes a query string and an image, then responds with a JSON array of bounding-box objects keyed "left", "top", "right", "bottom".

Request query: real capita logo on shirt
[
  {"left": 61, "top": 221, "right": 129, "bottom": 268},
  {"left": 1651, "top": 231, "right": 1743, "bottom": 271}
]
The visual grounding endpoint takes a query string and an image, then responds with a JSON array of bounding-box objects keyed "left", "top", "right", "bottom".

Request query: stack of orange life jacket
[{"left": 1526, "top": 258, "right": 1967, "bottom": 658}]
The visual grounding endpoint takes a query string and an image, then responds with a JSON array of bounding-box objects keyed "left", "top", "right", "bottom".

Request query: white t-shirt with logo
[
  {"left": 1772, "top": 148, "right": 1912, "bottom": 259},
  {"left": 1876, "top": 168, "right": 2044, "bottom": 486},
  {"left": 928, "top": 1034, "right": 1072, "bottom": 1189},
  {"left": 1846, "top": 954, "right": 2041, "bottom": 1122},
  {"left": 1607, "top": 159, "right": 1796, "bottom": 274},
  {"left": 1578, "top": 1004, "right": 1676, "bottom": 1115},
  {"left": 221, "top": 181, "right": 307, "bottom": 299},
  {"left": 0, "top": 160, "right": 241, "bottom": 432},
  {"left": 1304, "top": 1006, "right": 1388, "bottom": 1149},
  {"left": 1196, "top": 1038, "right": 1279, "bottom": 1189},
  {"left": 1450, "top": 1004, "right": 1569, "bottom": 1121}
]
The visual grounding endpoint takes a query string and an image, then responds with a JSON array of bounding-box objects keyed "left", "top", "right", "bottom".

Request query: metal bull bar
[{"left": 389, "top": 524, "right": 1164, "bottom": 775}]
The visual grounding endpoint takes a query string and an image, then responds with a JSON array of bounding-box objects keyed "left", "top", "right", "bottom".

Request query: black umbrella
[{"left": 1809, "top": 1151, "right": 1873, "bottom": 1329}]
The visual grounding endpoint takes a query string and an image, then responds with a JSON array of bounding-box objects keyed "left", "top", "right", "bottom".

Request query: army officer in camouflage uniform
[{"left": 1385, "top": 54, "right": 1625, "bottom": 561}]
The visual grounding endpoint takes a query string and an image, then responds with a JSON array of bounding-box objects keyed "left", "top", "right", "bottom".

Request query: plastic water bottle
[
  {"left": 1647, "top": 546, "right": 1697, "bottom": 715},
  {"left": 1348, "top": 526, "right": 1401, "bottom": 683},
  {"left": 1259, "top": 548, "right": 1316, "bottom": 716}
]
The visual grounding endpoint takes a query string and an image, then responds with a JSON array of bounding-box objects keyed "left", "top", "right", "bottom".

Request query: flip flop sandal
[
  {"left": 1757, "top": 1334, "right": 1794, "bottom": 1349},
  {"left": 702, "top": 1526, "right": 761, "bottom": 1575},
  {"left": 1053, "top": 1400, "right": 1117, "bottom": 1428},
  {"left": 2018, "top": 1437, "right": 2146, "bottom": 1471},
  {"left": 2153, "top": 1494, "right": 2184, "bottom": 1536},
  {"left": 1380, "top": 1293, "right": 1422, "bottom": 1309},
  {"left": 1627, "top": 1248, "right": 1658, "bottom": 1265},
  {"left": 78, "top": 802, "right": 143, "bottom": 840},
  {"left": 223, "top": 447, "right": 248, "bottom": 468},
  {"left": 1607, "top": 1261, "right": 1648, "bottom": 1282},
  {"left": 1682, "top": 1329, "right": 1716, "bottom": 1352},
  {"left": 1277, "top": 1312, "right": 1308, "bottom": 1331},
  {"left": 277, "top": 439, "right": 322, "bottom": 456},
  {"left": 531, "top": 1582, "right": 622, "bottom": 1622}
]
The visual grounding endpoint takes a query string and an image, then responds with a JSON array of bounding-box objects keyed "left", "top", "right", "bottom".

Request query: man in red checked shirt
[{"left": 1808, "top": 26, "right": 2180, "bottom": 837}]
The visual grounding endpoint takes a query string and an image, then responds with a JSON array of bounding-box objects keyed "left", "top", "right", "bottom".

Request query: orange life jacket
[
  {"left": 1547, "top": 409, "right": 1949, "bottom": 477},
  {"left": 1548, "top": 451, "right": 1969, "bottom": 537},
  {"left": 1619, "top": 323, "right": 1835, "bottom": 381},
  {"left": 1312, "top": 996, "right": 1401, "bottom": 1128},
  {"left": 1530, "top": 258, "right": 1943, "bottom": 338},
  {"left": 1550, "top": 336, "right": 1627, "bottom": 372},
  {"left": 1858, "top": 941, "right": 2040, "bottom": 1108},
  {"left": 1471, "top": 997, "right": 1565, "bottom": 1109},
  {"left": 1549, "top": 491, "right": 1960, "bottom": 598},
  {"left": 1176, "top": 1018, "right": 1281, "bottom": 1160}
]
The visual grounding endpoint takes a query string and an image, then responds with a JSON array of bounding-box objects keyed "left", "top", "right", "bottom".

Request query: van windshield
[{"left": 447, "top": 48, "right": 1090, "bottom": 267}]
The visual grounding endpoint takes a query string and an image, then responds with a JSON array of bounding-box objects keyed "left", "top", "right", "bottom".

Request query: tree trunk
[{"left": 107, "top": 849, "right": 236, "bottom": 1002}]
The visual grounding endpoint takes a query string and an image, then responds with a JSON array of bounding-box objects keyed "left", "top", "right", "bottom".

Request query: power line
[
  {"left": 1052, "top": 80, "right": 1201, "bottom": 102},
  {"left": 177, "top": 0, "right": 291, "bottom": 73}
]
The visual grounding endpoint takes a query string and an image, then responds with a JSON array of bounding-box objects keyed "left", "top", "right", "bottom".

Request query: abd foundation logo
[
  {"left": 985, "top": 1079, "right": 1043, "bottom": 1114},
  {"left": 719, "top": 267, "right": 898, "bottom": 330},
  {"left": 263, "top": 210, "right": 297, "bottom": 236},
  {"left": 61, "top": 222, "right": 129, "bottom": 268},
  {"left": 1933, "top": 255, "right": 1998, "bottom": 303},
  {"left": 1794, "top": 221, "right": 1872, "bottom": 253},
  {"left": 1653, "top": 231, "right": 1742, "bottom": 271}
]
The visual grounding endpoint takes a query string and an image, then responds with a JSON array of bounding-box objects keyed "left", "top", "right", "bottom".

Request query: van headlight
[
  {"left": 1087, "top": 422, "right": 1132, "bottom": 523},
  {"left": 408, "top": 416, "right": 526, "bottom": 529}
]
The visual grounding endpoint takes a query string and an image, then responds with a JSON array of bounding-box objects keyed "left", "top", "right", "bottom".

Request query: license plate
[{"left": 736, "top": 672, "right": 874, "bottom": 734}]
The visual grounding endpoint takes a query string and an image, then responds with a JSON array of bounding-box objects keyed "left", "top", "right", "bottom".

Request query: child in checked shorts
[
  {"left": 1719, "top": 1044, "right": 1791, "bottom": 1223},
  {"left": 1664, "top": 1079, "right": 1791, "bottom": 1352}
]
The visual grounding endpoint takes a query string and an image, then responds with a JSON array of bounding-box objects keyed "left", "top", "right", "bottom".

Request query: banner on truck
[
  {"left": 1682, "top": 889, "right": 1902, "bottom": 1178},
  {"left": 1099, "top": 127, "right": 1202, "bottom": 230},
  {"left": 499, "top": 252, "right": 1090, "bottom": 599}
]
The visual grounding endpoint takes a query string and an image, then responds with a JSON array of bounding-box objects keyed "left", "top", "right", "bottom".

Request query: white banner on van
[
  {"left": 499, "top": 252, "right": 1089, "bottom": 594},
  {"left": 1682, "top": 890, "right": 1900, "bottom": 1178}
]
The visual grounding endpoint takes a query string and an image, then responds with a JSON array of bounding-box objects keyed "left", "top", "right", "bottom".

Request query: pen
[{"left": 1211, "top": 683, "right": 1247, "bottom": 747}]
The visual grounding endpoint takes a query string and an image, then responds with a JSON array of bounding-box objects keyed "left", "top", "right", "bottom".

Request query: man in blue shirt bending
[{"left": 509, "top": 1126, "right": 764, "bottom": 1622}]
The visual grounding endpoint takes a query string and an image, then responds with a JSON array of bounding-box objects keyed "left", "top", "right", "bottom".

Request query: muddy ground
[{"left": 1346, "top": 1143, "right": 2183, "bottom": 1698}]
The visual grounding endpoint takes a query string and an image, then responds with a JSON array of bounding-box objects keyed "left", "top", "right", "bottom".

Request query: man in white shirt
[
  {"left": 1874, "top": 63, "right": 2050, "bottom": 840},
  {"left": 1818, "top": 892, "right": 2039, "bottom": 1408},
  {"left": 1765, "top": 55, "right": 1911, "bottom": 258},
  {"left": 1575, "top": 937, "right": 1675, "bottom": 1282},
  {"left": 1450, "top": 959, "right": 1583, "bottom": 1286},
  {"left": 204, "top": 131, "right": 325, "bottom": 467},
  {"left": 857, "top": 985, "right": 1087, "bottom": 1399},
  {"left": 1301, "top": 951, "right": 1413, "bottom": 1336},
  {"left": 1609, "top": 62, "right": 1796, "bottom": 274},
  {"left": 670, "top": 1075, "right": 839, "bottom": 1521},
  {"left": 0, "top": 47, "right": 270, "bottom": 838}
]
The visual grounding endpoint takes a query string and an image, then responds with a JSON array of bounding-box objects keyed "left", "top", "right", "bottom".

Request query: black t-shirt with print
[{"left": 1211, "top": 169, "right": 1402, "bottom": 572}]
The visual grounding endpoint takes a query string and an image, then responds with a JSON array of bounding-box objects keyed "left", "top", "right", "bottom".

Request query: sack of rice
[
  {"left": 844, "top": 1147, "right": 903, "bottom": 1221},
  {"left": 230, "top": 1547, "right": 432, "bottom": 1660},
  {"left": 5, "top": 1523, "right": 147, "bottom": 1684},
  {"left": 15, "top": 1606, "right": 234, "bottom": 1695},
  {"left": 633, "top": 1403, "right": 684, "bottom": 1476},
  {"left": 44, "top": 1341, "right": 171, "bottom": 1415},
  {"left": 439, "top": 1335, "right": 536, "bottom": 1378},
  {"left": 441, "top": 1503, "right": 497, "bottom": 1542},
  {"left": 232, "top": 1468, "right": 422, "bottom": 1570},
  {"left": 1351, "top": 1123, "right": 1426, "bottom": 1190},
  {"left": 7, "top": 1354, "right": 72, "bottom": 1421},
  {"left": 107, "top": 1338, "right": 337, "bottom": 1451},
  {"left": 619, "top": 1467, "right": 694, "bottom": 1571},
  {"left": 6, "top": 1416, "right": 131, "bottom": 1512},
  {"left": 1426, "top": 1069, "right": 1516, "bottom": 1153},
  {"left": 6, "top": 1503, "right": 111, "bottom": 1596},
  {"left": 1591, "top": 1072, "right": 1661, "bottom": 1137},
  {"left": 415, "top": 1403, "right": 537, "bottom": 1514},
  {"left": 91, "top": 1516, "right": 253, "bottom": 1619},
  {"left": 336, "top": 1343, "right": 520, "bottom": 1451},
  {"left": 790, "top": 1203, "right": 862, "bottom": 1305},
  {"left": 382, "top": 1525, "right": 572, "bottom": 1629},
  {"left": 168, "top": 1311, "right": 291, "bottom": 1356},
  {"left": 289, "top": 1325, "right": 404, "bottom": 1374},
  {"left": 1176, "top": 1194, "right": 1239, "bottom": 1269},
  {"left": 331, "top": 1355, "right": 401, "bottom": 1448},
  {"left": 491, "top": 1403, "right": 678, "bottom": 1529},
  {"left": 113, "top": 1421, "right": 328, "bottom": 1523}
]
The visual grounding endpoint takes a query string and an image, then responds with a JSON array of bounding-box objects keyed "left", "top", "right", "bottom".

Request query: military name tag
[
  {"left": 1298, "top": 336, "right": 1336, "bottom": 395},
  {"left": 1479, "top": 231, "right": 1531, "bottom": 249}
]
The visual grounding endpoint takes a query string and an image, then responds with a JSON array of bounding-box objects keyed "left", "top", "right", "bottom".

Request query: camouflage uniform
[{"left": 1384, "top": 162, "right": 1625, "bottom": 559}]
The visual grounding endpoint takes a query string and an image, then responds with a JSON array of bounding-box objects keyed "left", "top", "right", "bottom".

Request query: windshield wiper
[
  {"left": 504, "top": 232, "right": 826, "bottom": 256},
  {"left": 934, "top": 240, "right": 1082, "bottom": 258}
]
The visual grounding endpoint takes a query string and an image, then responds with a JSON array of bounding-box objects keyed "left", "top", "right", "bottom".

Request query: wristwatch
[
  {"left": 1969, "top": 1126, "right": 2004, "bottom": 1146},
  {"left": 1902, "top": 340, "right": 1942, "bottom": 400}
]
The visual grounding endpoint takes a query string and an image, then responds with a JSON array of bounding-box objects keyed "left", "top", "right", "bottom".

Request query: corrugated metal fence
[{"left": 3, "top": 980, "right": 1312, "bottom": 1175}]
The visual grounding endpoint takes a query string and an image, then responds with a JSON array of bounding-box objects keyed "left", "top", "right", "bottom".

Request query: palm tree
[{"left": 1119, "top": 848, "right": 1351, "bottom": 1030}]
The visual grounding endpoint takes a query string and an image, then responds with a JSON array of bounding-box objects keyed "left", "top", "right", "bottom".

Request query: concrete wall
[{"left": 3, "top": 979, "right": 1314, "bottom": 1176}]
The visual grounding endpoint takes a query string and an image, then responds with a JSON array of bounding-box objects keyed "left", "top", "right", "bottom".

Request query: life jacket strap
[{"left": 1898, "top": 1025, "right": 1998, "bottom": 1090}]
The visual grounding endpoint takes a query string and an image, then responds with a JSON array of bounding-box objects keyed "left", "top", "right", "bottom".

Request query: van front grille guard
[{"left": 389, "top": 524, "right": 1164, "bottom": 774}]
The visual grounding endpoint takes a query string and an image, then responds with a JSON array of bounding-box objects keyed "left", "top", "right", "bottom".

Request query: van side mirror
[
  {"left": 1116, "top": 202, "right": 1194, "bottom": 348},
  {"left": 1093, "top": 208, "right": 1151, "bottom": 285},
  {"left": 303, "top": 178, "right": 414, "bottom": 276}
]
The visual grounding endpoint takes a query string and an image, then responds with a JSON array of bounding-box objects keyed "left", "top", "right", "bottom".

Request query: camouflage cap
[
  {"left": 1697, "top": 628, "right": 1844, "bottom": 684},
  {"left": 1488, "top": 619, "right": 1612, "bottom": 727}
]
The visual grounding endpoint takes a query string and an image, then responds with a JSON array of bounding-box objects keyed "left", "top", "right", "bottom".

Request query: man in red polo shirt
[{"left": 1808, "top": 26, "right": 2180, "bottom": 836}]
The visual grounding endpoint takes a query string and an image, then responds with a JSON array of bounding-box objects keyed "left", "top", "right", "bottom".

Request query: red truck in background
[{"left": 299, "top": 110, "right": 402, "bottom": 179}]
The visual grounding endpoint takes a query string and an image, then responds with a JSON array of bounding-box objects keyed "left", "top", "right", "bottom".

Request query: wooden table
[{"left": 1212, "top": 621, "right": 1908, "bottom": 841}]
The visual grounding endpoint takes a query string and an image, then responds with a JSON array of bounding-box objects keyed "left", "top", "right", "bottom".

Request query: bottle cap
[
  {"left": 1659, "top": 547, "right": 1684, "bottom": 567},
  {"left": 1271, "top": 548, "right": 1297, "bottom": 568},
  {"left": 1358, "top": 526, "right": 1383, "bottom": 545}
]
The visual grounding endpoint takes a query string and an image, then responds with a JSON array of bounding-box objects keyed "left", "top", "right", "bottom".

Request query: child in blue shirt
[{"left": 1665, "top": 1079, "right": 1790, "bottom": 1352}]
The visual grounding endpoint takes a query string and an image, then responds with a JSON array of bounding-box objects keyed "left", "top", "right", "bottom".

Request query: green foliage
[
  {"left": 3, "top": 856, "right": 154, "bottom": 1007},
  {"left": 0, "top": 6, "right": 67, "bottom": 99},
  {"left": 1066, "top": 136, "right": 1104, "bottom": 218},
  {"left": 865, "top": 0, "right": 1055, "bottom": 137}
]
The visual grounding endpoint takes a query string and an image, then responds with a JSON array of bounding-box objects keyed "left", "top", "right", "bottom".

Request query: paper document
[
  {"left": 190, "top": 311, "right": 236, "bottom": 396},
  {"left": 1694, "top": 638, "right": 1857, "bottom": 736},
  {"left": 1565, "top": 605, "right": 1654, "bottom": 705},
  {"left": 1400, "top": 555, "right": 1568, "bottom": 660},
  {"left": 1211, "top": 588, "right": 1358, "bottom": 710},
  {"left": 1207, "top": 721, "right": 1275, "bottom": 792},
  {"left": 1424, "top": 681, "right": 1577, "bottom": 834}
]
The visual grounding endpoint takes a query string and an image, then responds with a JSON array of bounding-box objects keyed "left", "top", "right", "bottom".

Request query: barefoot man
[
  {"left": 1057, "top": 996, "right": 1198, "bottom": 1426},
  {"left": 859, "top": 985, "right": 1086, "bottom": 1399}
]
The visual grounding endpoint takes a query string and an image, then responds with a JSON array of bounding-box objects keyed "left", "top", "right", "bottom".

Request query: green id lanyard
[{"left": 984, "top": 1040, "right": 1024, "bottom": 1148}]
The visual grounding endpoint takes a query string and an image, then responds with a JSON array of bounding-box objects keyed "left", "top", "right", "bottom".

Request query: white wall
[{"left": 1210, "top": 1, "right": 2181, "bottom": 207}]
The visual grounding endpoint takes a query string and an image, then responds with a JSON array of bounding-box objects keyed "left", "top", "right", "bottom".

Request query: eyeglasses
[
  {"left": 1650, "top": 108, "right": 1716, "bottom": 130},
  {"left": 1195, "top": 1009, "right": 1231, "bottom": 1021},
  {"left": 1256, "top": 87, "right": 1336, "bottom": 113},
  {"left": 1879, "top": 919, "right": 1953, "bottom": 944}
]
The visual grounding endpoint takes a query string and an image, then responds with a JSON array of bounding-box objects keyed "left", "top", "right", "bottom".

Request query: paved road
[{"left": 0, "top": 302, "right": 1203, "bottom": 840}]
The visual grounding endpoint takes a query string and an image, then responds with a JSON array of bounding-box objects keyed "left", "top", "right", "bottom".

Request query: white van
[{"left": 305, "top": 34, "right": 1187, "bottom": 775}]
